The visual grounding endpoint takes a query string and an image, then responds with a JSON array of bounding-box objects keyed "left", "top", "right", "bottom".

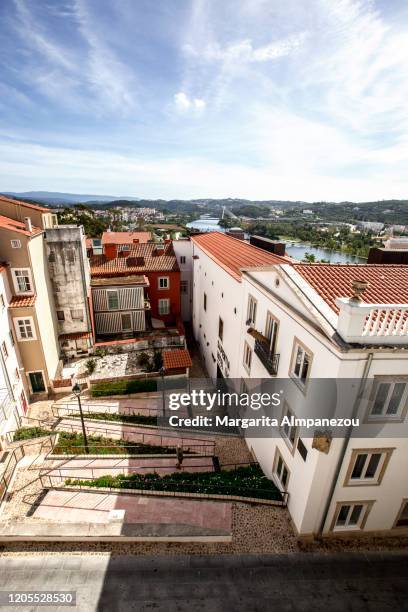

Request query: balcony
[
  {"left": 336, "top": 298, "right": 408, "bottom": 345},
  {"left": 254, "top": 340, "right": 280, "bottom": 376}
]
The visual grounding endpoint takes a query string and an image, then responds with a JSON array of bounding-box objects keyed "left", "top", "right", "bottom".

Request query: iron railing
[
  {"left": 52, "top": 402, "right": 160, "bottom": 418},
  {"left": 254, "top": 340, "right": 280, "bottom": 376}
]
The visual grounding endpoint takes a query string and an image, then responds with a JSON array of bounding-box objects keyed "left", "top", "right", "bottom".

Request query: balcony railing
[
  {"left": 336, "top": 299, "right": 408, "bottom": 345},
  {"left": 254, "top": 340, "right": 280, "bottom": 376}
]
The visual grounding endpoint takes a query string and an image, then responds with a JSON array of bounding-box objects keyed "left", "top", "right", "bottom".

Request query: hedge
[
  {"left": 90, "top": 378, "right": 157, "bottom": 397},
  {"left": 66, "top": 465, "right": 283, "bottom": 501},
  {"left": 72, "top": 412, "right": 157, "bottom": 426},
  {"left": 13, "top": 427, "right": 53, "bottom": 441},
  {"left": 53, "top": 431, "right": 191, "bottom": 455}
]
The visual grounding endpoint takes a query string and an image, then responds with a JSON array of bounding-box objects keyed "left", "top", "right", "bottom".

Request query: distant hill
[{"left": 2, "top": 191, "right": 140, "bottom": 206}]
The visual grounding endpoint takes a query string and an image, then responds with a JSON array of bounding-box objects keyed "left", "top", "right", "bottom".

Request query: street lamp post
[
  {"left": 72, "top": 383, "right": 89, "bottom": 454},
  {"left": 159, "top": 367, "right": 166, "bottom": 416}
]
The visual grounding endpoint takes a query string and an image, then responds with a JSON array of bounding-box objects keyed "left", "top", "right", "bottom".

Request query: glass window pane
[
  {"left": 301, "top": 353, "right": 309, "bottom": 383},
  {"left": 387, "top": 383, "right": 405, "bottom": 415},
  {"left": 365, "top": 453, "right": 381, "bottom": 478},
  {"left": 351, "top": 453, "right": 367, "bottom": 479},
  {"left": 349, "top": 504, "right": 363, "bottom": 525},
  {"left": 337, "top": 505, "right": 350, "bottom": 526},
  {"left": 281, "top": 466, "right": 288, "bottom": 487},
  {"left": 372, "top": 383, "right": 390, "bottom": 415},
  {"left": 294, "top": 346, "right": 303, "bottom": 376}
]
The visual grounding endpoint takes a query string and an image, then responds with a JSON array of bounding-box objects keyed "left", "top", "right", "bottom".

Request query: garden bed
[
  {"left": 66, "top": 465, "right": 283, "bottom": 501},
  {"left": 73, "top": 412, "right": 157, "bottom": 426},
  {"left": 13, "top": 427, "right": 54, "bottom": 441},
  {"left": 53, "top": 432, "right": 192, "bottom": 456},
  {"left": 90, "top": 379, "right": 157, "bottom": 397}
]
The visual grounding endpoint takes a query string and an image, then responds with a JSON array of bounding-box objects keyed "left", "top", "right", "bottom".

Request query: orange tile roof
[
  {"left": 8, "top": 295, "right": 36, "bottom": 308},
  {"left": 292, "top": 264, "right": 408, "bottom": 313},
  {"left": 90, "top": 243, "right": 179, "bottom": 276},
  {"left": 0, "top": 214, "right": 41, "bottom": 236},
  {"left": 192, "top": 232, "right": 286, "bottom": 281},
  {"left": 0, "top": 194, "right": 49, "bottom": 212},
  {"left": 59, "top": 331, "right": 92, "bottom": 340},
  {"left": 102, "top": 231, "right": 151, "bottom": 245},
  {"left": 163, "top": 349, "right": 192, "bottom": 370}
]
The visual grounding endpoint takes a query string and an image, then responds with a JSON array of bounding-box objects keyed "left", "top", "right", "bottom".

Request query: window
[
  {"left": 281, "top": 405, "right": 298, "bottom": 451},
  {"left": 118, "top": 244, "right": 130, "bottom": 251},
  {"left": 297, "top": 438, "right": 308, "bottom": 462},
  {"left": 14, "top": 317, "right": 36, "bottom": 341},
  {"left": 273, "top": 449, "right": 289, "bottom": 489},
  {"left": 369, "top": 379, "right": 408, "bottom": 420},
  {"left": 345, "top": 449, "right": 393, "bottom": 486},
  {"left": 67, "top": 250, "right": 76, "bottom": 263},
  {"left": 180, "top": 280, "right": 188, "bottom": 294},
  {"left": 71, "top": 309, "right": 84, "bottom": 321},
  {"left": 218, "top": 317, "right": 224, "bottom": 342},
  {"left": 247, "top": 295, "right": 257, "bottom": 325},
  {"left": 28, "top": 371, "right": 46, "bottom": 393},
  {"left": 158, "top": 277, "right": 169, "bottom": 289},
  {"left": 0, "top": 294, "right": 4, "bottom": 309},
  {"left": 11, "top": 240, "right": 21, "bottom": 249},
  {"left": 158, "top": 298, "right": 170, "bottom": 315},
  {"left": 180, "top": 255, "right": 186, "bottom": 264},
  {"left": 107, "top": 290, "right": 119, "bottom": 310},
  {"left": 14, "top": 367, "right": 20, "bottom": 380},
  {"left": 203, "top": 293, "right": 207, "bottom": 311},
  {"left": 9, "top": 330, "right": 15, "bottom": 346},
  {"left": 291, "top": 340, "right": 312, "bottom": 387},
  {"left": 333, "top": 502, "right": 372, "bottom": 530},
  {"left": 121, "top": 313, "right": 132, "bottom": 331},
  {"left": 48, "top": 250, "right": 56, "bottom": 263},
  {"left": 394, "top": 500, "right": 408, "bottom": 528},
  {"left": 1, "top": 341, "right": 8, "bottom": 359},
  {"left": 57, "top": 311, "right": 65, "bottom": 321},
  {"left": 243, "top": 342, "right": 252, "bottom": 374},
  {"left": 265, "top": 312, "right": 279, "bottom": 355},
  {"left": 12, "top": 269, "right": 32, "bottom": 294}
]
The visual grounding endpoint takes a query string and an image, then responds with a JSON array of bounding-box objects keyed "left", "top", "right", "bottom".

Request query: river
[{"left": 186, "top": 218, "right": 366, "bottom": 263}]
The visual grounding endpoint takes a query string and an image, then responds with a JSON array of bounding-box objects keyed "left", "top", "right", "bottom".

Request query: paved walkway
[
  {"left": 0, "top": 552, "right": 406, "bottom": 611},
  {"left": 30, "top": 490, "right": 231, "bottom": 532}
]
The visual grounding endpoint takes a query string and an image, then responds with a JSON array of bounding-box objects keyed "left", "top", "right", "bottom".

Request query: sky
[{"left": 1, "top": 0, "right": 408, "bottom": 201}]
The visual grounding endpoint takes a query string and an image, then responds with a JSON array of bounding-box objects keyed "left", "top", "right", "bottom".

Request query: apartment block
[{"left": 191, "top": 231, "right": 408, "bottom": 539}]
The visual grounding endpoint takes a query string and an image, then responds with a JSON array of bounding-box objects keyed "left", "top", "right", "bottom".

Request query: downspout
[{"left": 318, "top": 351, "right": 374, "bottom": 535}]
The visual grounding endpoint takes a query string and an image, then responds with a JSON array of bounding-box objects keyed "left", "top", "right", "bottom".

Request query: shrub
[
  {"left": 53, "top": 431, "right": 185, "bottom": 455},
  {"left": 153, "top": 350, "right": 163, "bottom": 371},
  {"left": 90, "top": 378, "right": 157, "bottom": 397},
  {"left": 94, "top": 348, "right": 107, "bottom": 358},
  {"left": 13, "top": 427, "right": 53, "bottom": 441},
  {"left": 71, "top": 412, "right": 157, "bottom": 426},
  {"left": 137, "top": 352, "right": 150, "bottom": 368},
  {"left": 85, "top": 358, "right": 97, "bottom": 375}
]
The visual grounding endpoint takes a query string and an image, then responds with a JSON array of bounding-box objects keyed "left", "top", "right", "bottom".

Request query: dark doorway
[{"left": 29, "top": 371, "right": 46, "bottom": 393}]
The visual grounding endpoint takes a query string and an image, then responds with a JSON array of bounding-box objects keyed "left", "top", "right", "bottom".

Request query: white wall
[{"left": 173, "top": 239, "right": 193, "bottom": 322}]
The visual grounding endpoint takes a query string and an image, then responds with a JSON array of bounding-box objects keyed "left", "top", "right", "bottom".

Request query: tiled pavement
[
  {"left": 0, "top": 552, "right": 406, "bottom": 611},
  {"left": 31, "top": 490, "right": 232, "bottom": 531}
]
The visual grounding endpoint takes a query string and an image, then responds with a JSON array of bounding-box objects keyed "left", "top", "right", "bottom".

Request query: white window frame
[
  {"left": 27, "top": 370, "right": 46, "bottom": 394},
  {"left": 345, "top": 448, "right": 393, "bottom": 486},
  {"left": 121, "top": 312, "right": 132, "bottom": 331},
  {"left": 158, "top": 298, "right": 170, "bottom": 315},
  {"left": 333, "top": 502, "right": 372, "bottom": 531},
  {"left": 11, "top": 268, "right": 33, "bottom": 295},
  {"left": 281, "top": 404, "right": 298, "bottom": 452},
  {"left": 243, "top": 341, "right": 252, "bottom": 374},
  {"left": 273, "top": 448, "right": 290, "bottom": 490},
  {"left": 106, "top": 289, "right": 119, "bottom": 311},
  {"left": 265, "top": 312, "right": 279, "bottom": 355},
  {"left": 14, "top": 317, "right": 36, "bottom": 341},
  {"left": 368, "top": 378, "right": 408, "bottom": 421},
  {"left": 180, "top": 280, "right": 188, "bottom": 294},
  {"left": 10, "top": 239, "right": 21, "bottom": 249},
  {"left": 158, "top": 276, "right": 169, "bottom": 290},
  {"left": 247, "top": 295, "right": 257, "bottom": 325},
  {"left": 290, "top": 339, "right": 312, "bottom": 388}
]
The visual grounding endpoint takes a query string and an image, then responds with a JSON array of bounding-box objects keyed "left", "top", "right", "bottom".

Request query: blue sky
[{"left": 1, "top": 0, "right": 408, "bottom": 201}]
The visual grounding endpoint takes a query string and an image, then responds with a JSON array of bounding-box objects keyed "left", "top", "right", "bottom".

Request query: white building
[
  {"left": 173, "top": 239, "right": 193, "bottom": 322},
  {"left": 191, "top": 232, "right": 408, "bottom": 539}
]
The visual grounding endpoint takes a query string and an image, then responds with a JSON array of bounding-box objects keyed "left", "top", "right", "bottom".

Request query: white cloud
[{"left": 174, "top": 92, "right": 206, "bottom": 112}]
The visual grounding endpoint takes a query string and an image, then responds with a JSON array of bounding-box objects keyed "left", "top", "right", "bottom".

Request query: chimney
[
  {"left": 335, "top": 280, "right": 370, "bottom": 342},
  {"left": 24, "top": 217, "right": 33, "bottom": 233}
]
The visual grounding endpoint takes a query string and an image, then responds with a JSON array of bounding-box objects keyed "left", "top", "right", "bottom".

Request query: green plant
[
  {"left": 53, "top": 431, "right": 190, "bottom": 455},
  {"left": 94, "top": 348, "right": 107, "bottom": 358},
  {"left": 90, "top": 378, "right": 157, "bottom": 397},
  {"left": 137, "top": 352, "right": 151, "bottom": 368},
  {"left": 70, "top": 412, "right": 157, "bottom": 426},
  {"left": 85, "top": 358, "right": 97, "bottom": 375},
  {"left": 153, "top": 350, "right": 163, "bottom": 371},
  {"left": 13, "top": 427, "right": 53, "bottom": 441}
]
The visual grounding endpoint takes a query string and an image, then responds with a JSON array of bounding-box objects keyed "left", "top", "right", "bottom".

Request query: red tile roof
[
  {"left": 8, "top": 295, "right": 36, "bottom": 308},
  {"left": 102, "top": 231, "right": 151, "bottom": 245},
  {"left": 192, "top": 232, "right": 286, "bottom": 281},
  {"left": 0, "top": 194, "right": 49, "bottom": 212},
  {"left": 0, "top": 214, "right": 41, "bottom": 236},
  {"left": 292, "top": 264, "right": 408, "bottom": 313},
  {"left": 163, "top": 349, "right": 192, "bottom": 370},
  {"left": 59, "top": 332, "right": 92, "bottom": 340},
  {"left": 90, "top": 243, "right": 179, "bottom": 276}
]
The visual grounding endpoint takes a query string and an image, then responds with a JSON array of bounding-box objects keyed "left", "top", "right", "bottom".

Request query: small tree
[
  {"left": 153, "top": 350, "right": 163, "bottom": 371},
  {"left": 137, "top": 352, "right": 151, "bottom": 369},
  {"left": 86, "top": 358, "right": 97, "bottom": 375}
]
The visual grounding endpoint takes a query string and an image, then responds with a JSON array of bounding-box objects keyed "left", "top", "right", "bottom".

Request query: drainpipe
[{"left": 318, "top": 351, "right": 374, "bottom": 535}]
